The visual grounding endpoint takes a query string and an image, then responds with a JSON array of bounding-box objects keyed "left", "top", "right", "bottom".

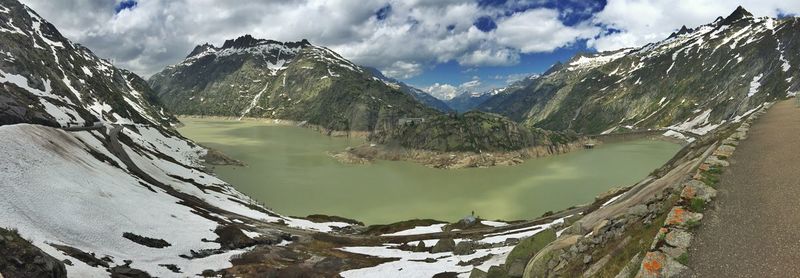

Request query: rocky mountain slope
[
  {"left": 446, "top": 92, "right": 493, "bottom": 113},
  {"left": 149, "top": 35, "right": 439, "bottom": 131},
  {"left": 480, "top": 7, "right": 796, "bottom": 136},
  {"left": 364, "top": 66, "right": 453, "bottom": 112},
  {"left": 370, "top": 111, "right": 578, "bottom": 152},
  {"left": 0, "top": 1, "right": 352, "bottom": 276},
  {"left": 0, "top": 2, "right": 175, "bottom": 128}
]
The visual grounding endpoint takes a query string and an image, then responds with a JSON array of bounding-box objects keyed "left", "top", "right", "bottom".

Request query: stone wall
[{"left": 516, "top": 103, "right": 773, "bottom": 278}]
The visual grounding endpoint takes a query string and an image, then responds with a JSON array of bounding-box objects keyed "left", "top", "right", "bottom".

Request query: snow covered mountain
[
  {"left": 0, "top": 1, "right": 352, "bottom": 276},
  {"left": 149, "top": 35, "right": 439, "bottom": 131},
  {"left": 480, "top": 6, "right": 796, "bottom": 136}
]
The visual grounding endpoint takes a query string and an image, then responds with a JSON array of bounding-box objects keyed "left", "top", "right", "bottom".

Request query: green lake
[{"left": 178, "top": 118, "right": 681, "bottom": 225}]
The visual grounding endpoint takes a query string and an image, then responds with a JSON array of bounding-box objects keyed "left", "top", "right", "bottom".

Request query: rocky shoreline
[{"left": 328, "top": 139, "right": 592, "bottom": 169}]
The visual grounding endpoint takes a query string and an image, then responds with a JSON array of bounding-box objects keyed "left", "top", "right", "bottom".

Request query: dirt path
[{"left": 683, "top": 100, "right": 800, "bottom": 277}]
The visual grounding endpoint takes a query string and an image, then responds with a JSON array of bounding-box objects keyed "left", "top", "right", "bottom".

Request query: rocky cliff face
[
  {"left": 370, "top": 111, "right": 578, "bottom": 152},
  {"left": 149, "top": 35, "right": 439, "bottom": 131},
  {"left": 480, "top": 7, "right": 797, "bottom": 135}
]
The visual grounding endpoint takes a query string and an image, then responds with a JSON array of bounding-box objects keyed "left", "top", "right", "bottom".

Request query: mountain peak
[
  {"left": 721, "top": 6, "right": 753, "bottom": 25},
  {"left": 187, "top": 43, "right": 215, "bottom": 58},
  {"left": 221, "top": 34, "right": 264, "bottom": 49}
]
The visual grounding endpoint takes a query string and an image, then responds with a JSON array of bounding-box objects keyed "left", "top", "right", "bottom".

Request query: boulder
[
  {"left": 454, "top": 241, "right": 477, "bottom": 255},
  {"left": 665, "top": 207, "right": 702, "bottom": 228},
  {"left": 663, "top": 229, "right": 692, "bottom": 255},
  {"left": 704, "top": 156, "right": 730, "bottom": 167},
  {"left": 504, "top": 238, "right": 520, "bottom": 246},
  {"left": 680, "top": 180, "right": 718, "bottom": 202},
  {"left": 505, "top": 228, "right": 557, "bottom": 267},
  {"left": 713, "top": 145, "right": 736, "bottom": 157},
  {"left": 469, "top": 268, "right": 488, "bottom": 278},
  {"left": 566, "top": 221, "right": 586, "bottom": 235},
  {"left": 635, "top": 251, "right": 687, "bottom": 278},
  {"left": 487, "top": 265, "right": 507, "bottom": 278},
  {"left": 413, "top": 240, "right": 427, "bottom": 252},
  {"left": 721, "top": 138, "right": 739, "bottom": 146},
  {"left": 563, "top": 214, "right": 582, "bottom": 227},
  {"left": 522, "top": 235, "right": 580, "bottom": 278},
  {"left": 431, "top": 238, "right": 456, "bottom": 253},
  {"left": 591, "top": 220, "right": 610, "bottom": 236}
]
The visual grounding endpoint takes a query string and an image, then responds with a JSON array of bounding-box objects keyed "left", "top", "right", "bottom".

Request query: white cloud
[
  {"left": 457, "top": 46, "right": 520, "bottom": 66},
  {"left": 18, "top": 0, "right": 602, "bottom": 78},
  {"left": 423, "top": 79, "right": 485, "bottom": 100},
  {"left": 494, "top": 8, "right": 599, "bottom": 53},
  {"left": 423, "top": 83, "right": 460, "bottom": 100},
  {"left": 382, "top": 61, "right": 424, "bottom": 79}
]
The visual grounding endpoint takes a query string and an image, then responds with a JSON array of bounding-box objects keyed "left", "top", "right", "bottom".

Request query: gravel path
[{"left": 683, "top": 100, "right": 800, "bottom": 277}]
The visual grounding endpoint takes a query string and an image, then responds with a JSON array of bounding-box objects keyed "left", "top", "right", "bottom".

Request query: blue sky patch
[
  {"left": 375, "top": 5, "right": 391, "bottom": 20},
  {"left": 473, "top": 16, "right": 497, "bottom": 32},
  {"left": 114, "top": 0, "right": 137, "bottom": 13}
]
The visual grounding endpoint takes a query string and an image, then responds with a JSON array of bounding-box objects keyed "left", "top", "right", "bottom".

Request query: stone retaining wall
[{"left": 516, "top": 103, "right": 773, "bottom": 278}]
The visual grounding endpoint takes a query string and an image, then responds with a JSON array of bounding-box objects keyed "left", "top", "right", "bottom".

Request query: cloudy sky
[{"left": 20, "top": 0, "right": 800, "bottom": 99}]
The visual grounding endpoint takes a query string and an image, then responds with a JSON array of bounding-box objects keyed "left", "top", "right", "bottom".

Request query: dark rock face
[
  {"left": 122, "top": 232, "right": 171, "bottom": 249},
  {"left": 0, "top": 228, "right": 67, "bottom": 278},
  {"left": 370, "top": 111, "right": 578, "bottom": 152},
  {"left": 431, "top": 238, "right": 456, "bottom": 253},
  {"left": 479, "top": 7, "right": 797, "bottom": 135},
  {"left": 721, "top": 6, "right": 753, "bottom": 25}
]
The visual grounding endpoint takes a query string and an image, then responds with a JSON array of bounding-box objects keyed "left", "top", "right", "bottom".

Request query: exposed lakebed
[{"left": 178, "top": 117, "right": 681, "bottom": 225}]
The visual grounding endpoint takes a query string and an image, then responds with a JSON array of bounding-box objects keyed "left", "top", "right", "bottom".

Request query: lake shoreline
[
  {"left": 177, "top": 117, "right": 682, "bottom": 224},
  {"left": 328, "top": 140, "right": 593, "bottom": 169}
]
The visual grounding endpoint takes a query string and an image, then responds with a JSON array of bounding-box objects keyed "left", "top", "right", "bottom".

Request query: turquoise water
[{"left": 179, "top": 118, "right": 680, "bottom": 225}]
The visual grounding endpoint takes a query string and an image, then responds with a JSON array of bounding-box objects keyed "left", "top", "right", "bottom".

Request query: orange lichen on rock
[
  {"left": 667, "top": 207, "right": 686, "bottom": 225},
  {"left": 643, "top": 252, "right": 664, "bottom": 273}
]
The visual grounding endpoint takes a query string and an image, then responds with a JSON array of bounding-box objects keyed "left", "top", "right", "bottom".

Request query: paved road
[{"left": 683, "top": 100, "right": 800, "bottom": 277}]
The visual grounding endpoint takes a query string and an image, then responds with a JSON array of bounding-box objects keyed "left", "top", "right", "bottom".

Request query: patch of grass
[
  {"left": 716, "top": 155, "right": 728, "bottom": 160},
  {"left": 699, "top": 171, "right": 721, "bottom": 188},
  {"left": 657, "top": 232, "right": 667, "bottom": 242},
  {"left": 676, "top": 253, "right": 689, "bottom": 265},
  {"left": 689, "top": 198, "right": 705, "bottom": 212},
  {"left": 685, "top": 219, "right": 701, "bottom": 230},
  {"left": 705, "top": 166, "right": 723, "bottom": 175}
]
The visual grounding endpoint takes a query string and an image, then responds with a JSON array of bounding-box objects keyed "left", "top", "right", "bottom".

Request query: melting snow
[
  {"left": 382, "top": 224, "right": 446, "bottom": 236},
  {"left": 748, "top": 74, "right": 763, "bottom": 97}
]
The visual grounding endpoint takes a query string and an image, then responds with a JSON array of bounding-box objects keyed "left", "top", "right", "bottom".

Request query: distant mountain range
[
  {"left": 478, "top": 6, "right": 796, "bottom": 135},
  {"left": 446, "top": 75, "right": 539, "bottom": 113}
]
